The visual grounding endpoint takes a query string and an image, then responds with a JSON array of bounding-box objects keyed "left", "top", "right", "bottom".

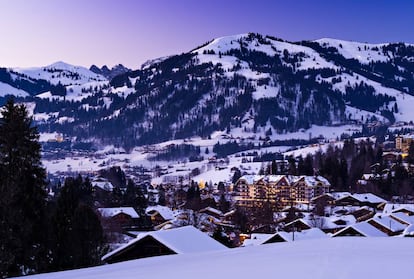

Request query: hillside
[
  {"left": 23, "top": 237, "right": 414, "bottom": 279},
  {"left": 2, "top": 33, "right": 414, "bottom": 149}
]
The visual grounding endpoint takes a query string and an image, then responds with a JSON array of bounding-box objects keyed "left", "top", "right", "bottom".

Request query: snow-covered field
[{"left": 22, "top": 237, "right": 414, "bottom": 279}]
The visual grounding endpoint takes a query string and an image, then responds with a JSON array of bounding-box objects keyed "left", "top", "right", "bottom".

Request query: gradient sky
[{"left": 0, "top": 0, "right": 413, "bottom": 69}]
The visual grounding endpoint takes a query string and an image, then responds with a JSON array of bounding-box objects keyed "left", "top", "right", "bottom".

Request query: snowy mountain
[
  {"left": 90, "top": 64, "right": 130, "bottom": 80},
  {"left": 0, "top": 61, "right": 108, "bottom": 100},
  {"left": 2, "top": 33, "right": 414, "bottom": 149},
  {"left": 13, "top": 61, "right": 107, "bottom": 86}
]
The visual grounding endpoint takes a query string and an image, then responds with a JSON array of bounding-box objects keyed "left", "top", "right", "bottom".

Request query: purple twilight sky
[{"left": 0, "top": 0, "right": 413, "bottom": 69}]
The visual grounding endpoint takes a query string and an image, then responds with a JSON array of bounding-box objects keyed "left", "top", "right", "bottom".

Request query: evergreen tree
[
  {"left": 0, "top": 99, "right": 48, "bottom": 277},
  {"left": 51, "top": 176, "right": 106, "bottom": 271}
]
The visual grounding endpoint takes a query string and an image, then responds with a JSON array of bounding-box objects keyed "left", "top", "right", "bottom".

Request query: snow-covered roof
[
  {"left": 102, "top": 226, "right": 227, "bottom": 261},
  {"left": 330, "top": 192, "right": 352, "bottom": 200},
  {"left": 390, "top": 212, "right": 414, "bottom": 225},
  {"left": 265, "top": 175, "right": 286, "bottom": 183},
  {"left": 383, "top": 204, "right": 414, "bottom": 215},
  {"left": 351, "top": 193, "right": 386, "bottom": 204},
  {"left": 402, "top": 224, "right": 414, "bottom": 237},
  {"left": 98, "top": 207, "right": 139, "bottom": 219},
  {"left": 238, "top": 175, "right": 330, "bottom": 187},
  {"left": 333, "top": 222, "right": 388, "bottom": 237},
  {"left": 242, "top": 228, "right": 327, "bottom": 246},
  {"left": 237, "top": 175, "right": 264, "bottom": 184},
  {"left": 92, "top": 180, "right": 114, "bottom": 191},
  {"left": 369, "top": 215, "right": 407, "bottom": 233},
  {"left": 145, "top": 205, "right": 175, "bottom": 220},
  {"left": 303, "top": 175, "right": 331, "bottom": 186},
  {"left": 199, "top": 207, "right": 223, "bottom": 216},
  {"left": 277, "top": 228, "right": 327, "bottom": 242},
  {"left": 242, "top": 233, "right": 274, "bottom": 246}
]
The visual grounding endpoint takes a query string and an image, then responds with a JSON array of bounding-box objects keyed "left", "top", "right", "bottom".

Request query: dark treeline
[{"left": 0, "top": 100, "right": 106, "bottom": 277}]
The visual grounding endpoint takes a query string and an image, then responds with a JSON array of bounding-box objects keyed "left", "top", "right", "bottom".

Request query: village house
[
  {"left": 101, "top": 226, "right": 227, "bottom": 264},
  {"left": 98, "top": 207, "right": 140, "bottom": 229},
  {"left": 332, "top": 221, "right": 388, "bottom": 237},
  {"left": 242, "top": 228, "right": 327, "bottom": 246},
  {"left": 145, "top": 205, "right": 175, "bottom": 226}
]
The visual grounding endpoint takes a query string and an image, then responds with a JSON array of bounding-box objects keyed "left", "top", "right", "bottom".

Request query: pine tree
[
  {"left": 51, "top": 176, "right": 106, "bottom": 271},
  {"left": 0, "top": 99, "right": 48, "bottom": 277}
]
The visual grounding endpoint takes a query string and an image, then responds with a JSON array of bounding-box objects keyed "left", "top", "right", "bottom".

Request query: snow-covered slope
[
  {"left": 4, "top": 32, "right": 414, "bottom": 149},
  {"left": 23, "top": 238, "right": 414, "bottom": 279},
  {"left": 315, "top": 38, "right": 390, "bottom": 64},
  {"left": 0, "top": 81, "right": 29, "bottom": 97},
  {"left": 13, "top": 61, "right": 107, "bottom": 86}
]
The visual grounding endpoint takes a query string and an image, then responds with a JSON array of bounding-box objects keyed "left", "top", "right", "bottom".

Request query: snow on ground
[
  {"left": 315, "top": 38, "right": 389, "bottom": 64},
  {"left": 0, "top": 81, "right": 29, "bottom": 97},
  {"left": 23, "top": 237, "right": 414, "bottom": 279},
  {"left": 36, "top": 80, "right": 108, "bottom": 102},
  {"left": 42, "top": 124, "right": 362, "bottom": 184},
  {"left": 194, "top": 34, "right": 338, "bottom": 71},
  {"left": 331, "top": 71, "right": 414, "bottom": 123},
  {"left": 39, "top": 132, "right": 60, "bottom": 142},
  {"left": 13, "top": 61, "right": 107, "bottom": 86},
  {"left": 345, "top": 106, "right": 387, "bottom": 123}
]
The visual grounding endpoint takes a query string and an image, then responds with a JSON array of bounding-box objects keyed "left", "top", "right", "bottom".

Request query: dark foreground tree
[
  {"left": 51, "top": 176, "right": 106, "bottom": 271},
  {"left": 0, "top": 99, "right": 48, "bottom": 277}
]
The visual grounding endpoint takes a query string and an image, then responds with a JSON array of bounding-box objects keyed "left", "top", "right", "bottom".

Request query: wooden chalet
[{"left": 102, "top": 226, "right": 227, "bottom": 264}]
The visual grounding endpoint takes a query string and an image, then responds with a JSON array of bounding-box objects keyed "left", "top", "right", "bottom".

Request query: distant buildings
[
  {"left": 396, "top": 134, "right": 414, "bottom": 153},
  {"left": 234, "top": 175, "right": 331, "bottom": 209}
]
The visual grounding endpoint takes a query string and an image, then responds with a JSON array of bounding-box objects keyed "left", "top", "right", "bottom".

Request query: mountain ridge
[{"left": 2, "top": 33, "right": 414, "bottom": 149}]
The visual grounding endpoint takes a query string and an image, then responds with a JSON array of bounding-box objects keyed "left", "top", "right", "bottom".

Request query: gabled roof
[
  {"left": 98, "top": 207, "right": 140, "bottom": 219},
  {"left": 368, "top": 215, "right": 407, "bottom": 233},
  {"left": 351, "top": 193, "right": 386, "bottom": 204},
  {"left": 330, "top": 192, "right": 352, "bottom": 200},
  {"left": 390, "top": 212, "right": 414, "bottom": 225},
  {"left": 237, "top": 175, "right": 264, "bottom": 184},
  {"left": 275, "top": 228, "right": 327, "bottom": 242},
  {"left": 402, "top": 224, "right": 414, "bottom": 237},
  {"left": 242, "top": 233, "right": 274, "bottom": 246},
  {"left": 102, "top": 226, "right": 227, "bottom": 262},
  {"left": 382, "top": 203, "right": 414, "bottom": 215},
  {"left": 145, "top": 205, "right": 175, "bottom": 220},
  {"left": 242, "top": 228, "right": 327, "bottom": 246},
  {"left": 199, "top": 206, "right": 223, "bottom": 217},
  {"left": 332, "top": 222, "right": 388, "bottom": 237},
  {"left": 92, "top": 180, "right": 114, "bottom": 191}
]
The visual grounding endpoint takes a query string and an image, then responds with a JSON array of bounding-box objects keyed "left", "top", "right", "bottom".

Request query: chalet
[
  {"left": 91, "top": 178, "right": 114, "bottom": 192},
  {"left": 98, "top": 207, "right": 140, "bottom": 229},
  {"left": 283, "top": 215, "right": 356, "bottom": 234},
  {"left": 332, "top": 222, "right": 388, "bottom": 237},
  {"left": 367, "top": 215, "right": 407, "bottom": 236},
  {"left": 101, "top": 226, "right": 227, "bottom": 264},
  {"left": 335, "top": 193, "right": 386, "bottom": 208},
  {"left": 350, "top": 206, "right": 375, "bottom": 222},
  {"left": 389, "top": 212, "right": 414, "bottom": 225},
  {"left": 242, "top": 228, "right": 327, "bottom": 246},
  {"left": 145, "top": 205, "right": 175, "bottom": 226},
  {"left": 311, "top": 193, "right": 336, "bottom": 206},
  {"left": 283, "top": 219, "right": 311, "bottom": 232},
  {"left": 199, "top": 207, "right": 223, "bottom": 220},
  {"left": 392, "top": 205, "right": 414, "bottom": 216},
  {"left": 98, "top": 207, "right": 140, "bottom": 232},
  {"left": 403, "top": 225, "right": 414, "bottom": 237}
]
